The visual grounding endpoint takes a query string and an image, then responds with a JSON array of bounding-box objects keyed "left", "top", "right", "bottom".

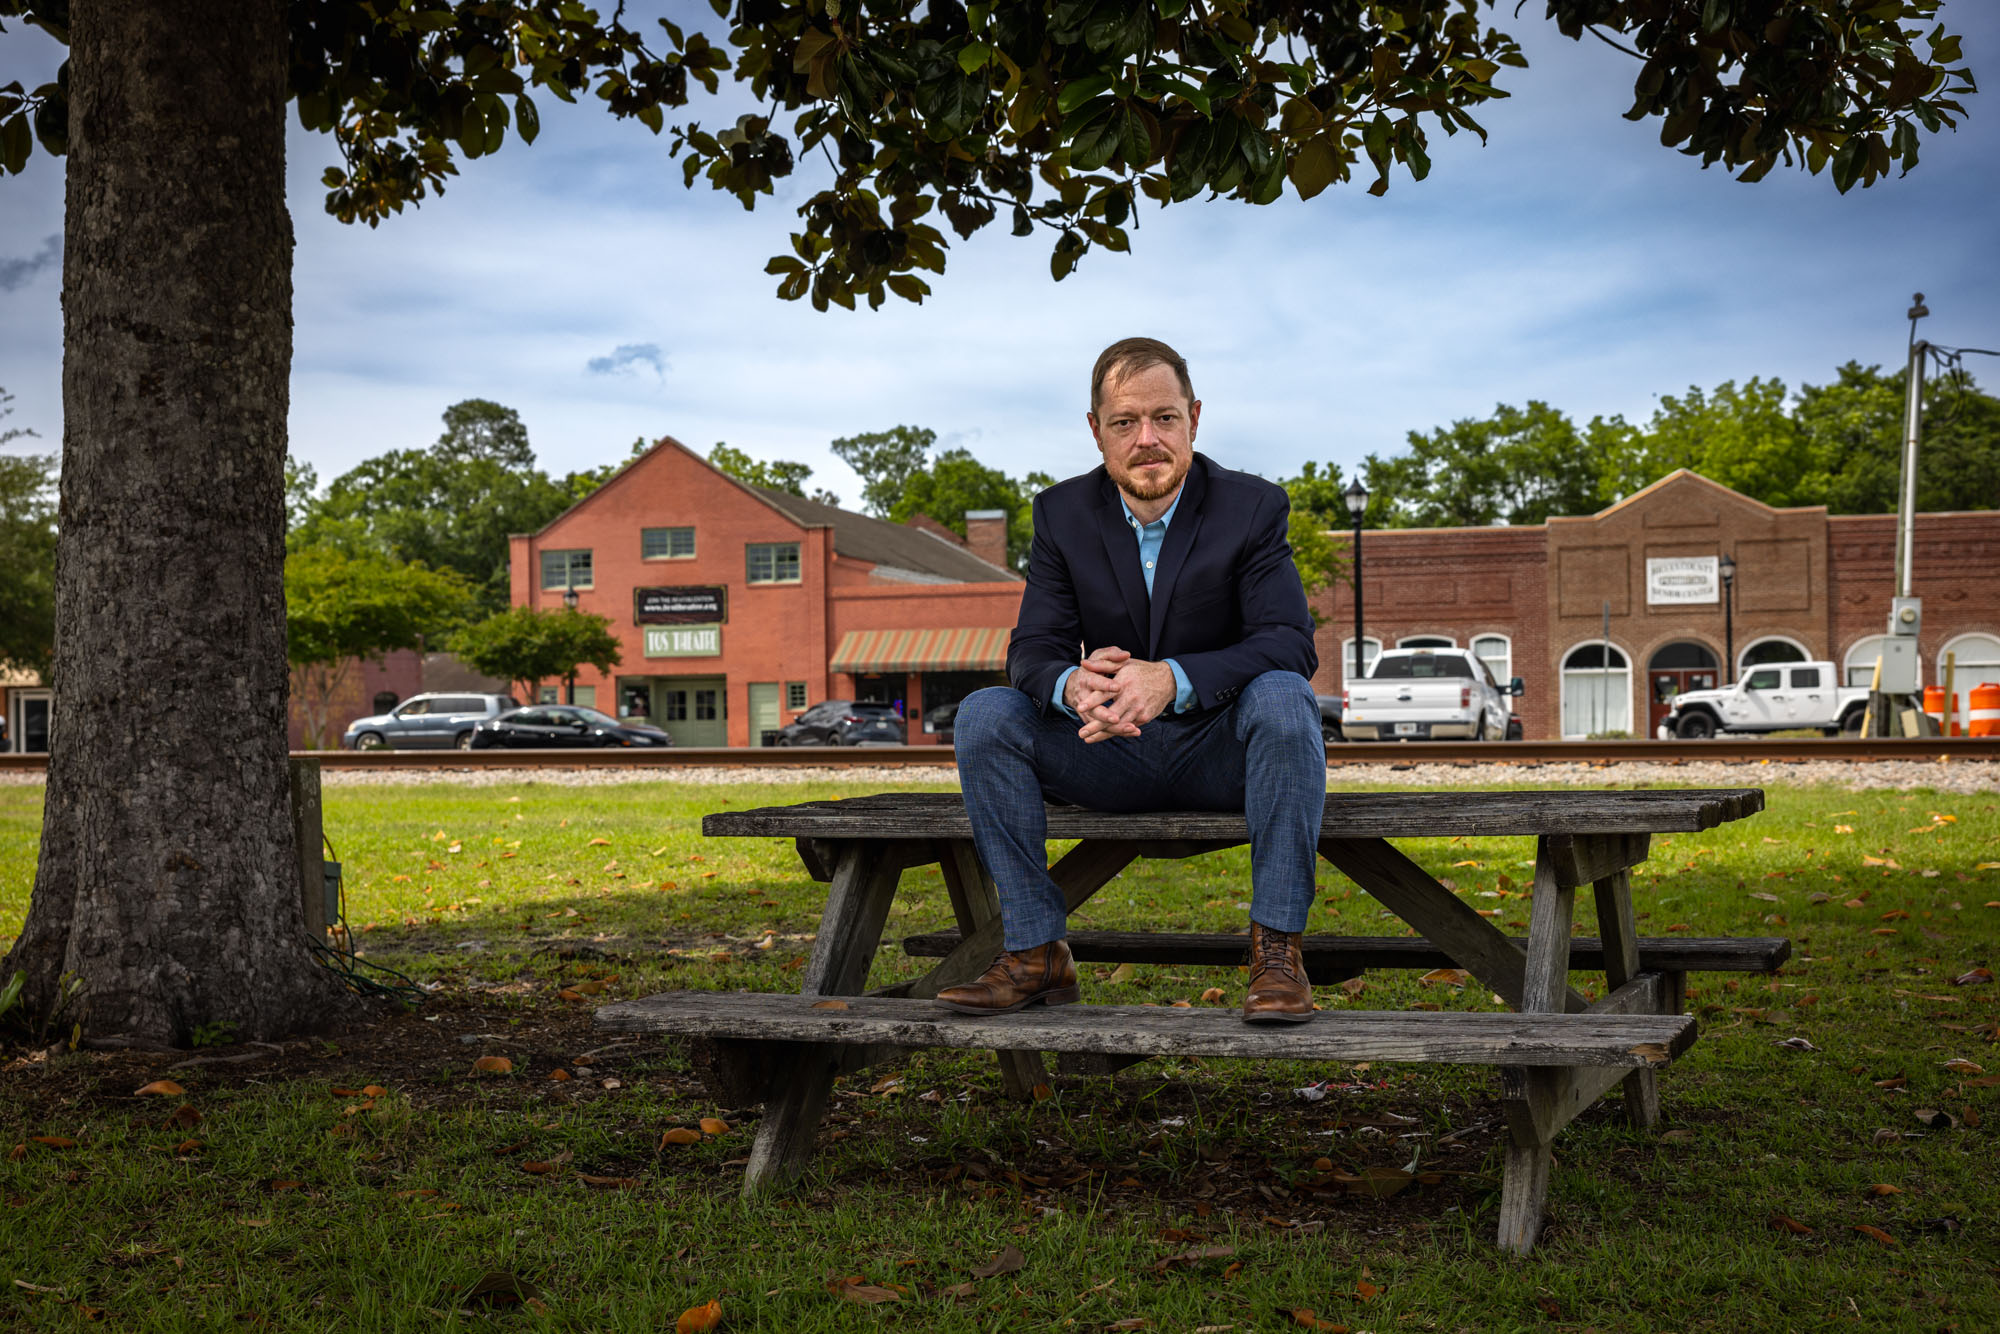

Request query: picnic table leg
[
  {"left": 1592, "top": 867, "right": 1661, "bottom": 1129},
  {"left": 939, "top": 839, "right": 1050, "bottom": 1099},
  {"left": 742, "top": 840, "right": 906, "bottom": 1197},
  {"left": 1496, "top": 836, "right": 1577, "bottom": 1255}
]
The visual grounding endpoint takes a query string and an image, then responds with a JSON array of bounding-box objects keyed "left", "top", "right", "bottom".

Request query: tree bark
[{"left": 4, "top": 0, "right": 351, "bottom": 1043}]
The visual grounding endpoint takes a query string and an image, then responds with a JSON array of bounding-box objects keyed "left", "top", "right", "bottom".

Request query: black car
[
  {"left": 775, "top": 700, "right": 907, "bottom": 746},
  {"left": 923, "top": 700, "right": 961, "bottom": 743},
  {"left": 1315, "top": 695, "right": 1345, "bottom": 744},
  {"left": 471, "top": 705, "right": 674, "bottom": 749}
]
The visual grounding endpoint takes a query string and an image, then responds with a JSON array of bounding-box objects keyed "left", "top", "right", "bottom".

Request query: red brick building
[
  {"left": 1313, "top": 471, "right": 2000, "bottom": 739},
  {"left": 508, "top": 438, "right": 1022, "bottom": 746}
]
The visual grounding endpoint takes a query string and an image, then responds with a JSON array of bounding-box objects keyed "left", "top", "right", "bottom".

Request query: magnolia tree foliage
[
  {"left": 0, "top": 2, "right": 1974, "bottom": 311},
  {"left": 451, "top": 605, "right": 624, "bottom": 703},
  {"left": 284, "top": 547, "right": 473, "bottom": 746}
]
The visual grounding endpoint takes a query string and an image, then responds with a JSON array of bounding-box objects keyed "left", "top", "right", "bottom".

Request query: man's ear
[
  {"left": 1087, "top": 411, "right": 1104, "bottom": 452},
  {"left": 1188, "top": 399, "right": 1202, "bottom": 440}
]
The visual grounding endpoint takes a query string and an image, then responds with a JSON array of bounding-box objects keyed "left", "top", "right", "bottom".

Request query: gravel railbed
[{"left": 4, "top": 759, "right": 1993, "bottom": 792}]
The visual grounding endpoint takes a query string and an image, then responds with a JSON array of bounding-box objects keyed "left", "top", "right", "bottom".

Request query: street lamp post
[
  {"left": 562, "top": 576, "right": 580, "bottom": 704},
  {"left": 1718, "top": 553, "right": 1737, "bottom": 684},
  {"left": 1343, "top": 479, "right": 1369, "bottom": 689}
]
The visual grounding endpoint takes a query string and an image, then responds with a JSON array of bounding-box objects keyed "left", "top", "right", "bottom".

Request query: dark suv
[{"left": 775, "top": 700, "right": 907, "bottom": 746}]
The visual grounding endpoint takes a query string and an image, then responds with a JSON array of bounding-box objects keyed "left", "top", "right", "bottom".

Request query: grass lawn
[{"left": 1, "top": 776, "right": 1997, "bottom": 1332}]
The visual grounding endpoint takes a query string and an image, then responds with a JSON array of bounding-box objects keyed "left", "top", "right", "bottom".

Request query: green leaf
[
  {"left": 886, "top": 274, "right": 930, "bottom": 303},
  {"left": 0, "top": 112, "right": 30, "bottom": 175},
  {"left": 1065, "top": 101, "right": 1121, "bottom": 171},
  {"left": 516, "top": 96, "right": 541, "bottom": 145},
  {"left": 1288, "top": 138, "right": 1338, "bottom": 199},
  {"left": 458, "top": 100, "right": 487, "bottom": 158},
  {"left": 765, "top": 255, "right": 808, "bottom": 275},
  {"left": 1057, "top": 74, "right": 1113, "bottom": 116},
  {"left": 957, "top": 41, "right": 993, "bottom": 74}
]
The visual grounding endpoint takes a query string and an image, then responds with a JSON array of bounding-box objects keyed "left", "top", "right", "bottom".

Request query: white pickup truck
[
  {"left": 1341, "top": 648, "right": 1522, "bottom": 742},
  {"left": 1657, "top": 661, "right": 1869, "bottom": 738}
]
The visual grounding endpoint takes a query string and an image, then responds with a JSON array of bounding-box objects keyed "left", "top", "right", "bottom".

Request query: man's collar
[{"left": 1119, "top": 488, "right": 1183, "bottom": 531}]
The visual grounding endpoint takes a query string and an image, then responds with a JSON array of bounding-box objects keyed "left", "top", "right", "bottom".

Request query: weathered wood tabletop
[{"left": 600, "top": 787, "right": 1770, "bottom": 1253}]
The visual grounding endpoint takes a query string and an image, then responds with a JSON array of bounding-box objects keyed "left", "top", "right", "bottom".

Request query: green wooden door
[
  {"left": 658, "top": 676, "right": 728, "bottom": 748},
  {"left": 748, "top": 683, "right": 781, "bottom": 747}
]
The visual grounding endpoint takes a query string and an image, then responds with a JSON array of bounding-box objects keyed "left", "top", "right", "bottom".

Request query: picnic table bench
[{"left": 597, "top": 788, "right": 1781, "bottom": 1253}]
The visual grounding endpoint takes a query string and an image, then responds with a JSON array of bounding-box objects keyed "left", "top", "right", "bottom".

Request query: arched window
[
  {"left": 1471, "top": 635, "right": 1512, "bottom": 691},
  {"left": 1560, "top": 642, "right": 1632, "bottom": 738},
  {"left": 1647, "top": 641, "right": 1719, "bottom": 671},
  {"left": 1843, "top": 636, "right": 1920, "bottom": 688},
  {"left": 1399, "top": 635, "right": 1455, "bottom": 648},
  {"left": 1339, "top": 637, "right": 1382, "bottom": 685},
  {"left": 1739, "top": 636, "right": 1809, "bottom": 674},
  {"left": 1940, "top": 633, "right": 2000, "bottom": 691}
]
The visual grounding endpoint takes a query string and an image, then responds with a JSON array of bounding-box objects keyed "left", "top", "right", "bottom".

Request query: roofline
[
  {"left": 524, "top": 435, "right": 815, "bottom": 541},
  {"left": 1576, "top": 468, "right": 1828, "bottom": 523}
]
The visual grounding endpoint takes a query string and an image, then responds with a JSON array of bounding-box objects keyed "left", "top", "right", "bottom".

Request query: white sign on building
[
  {"left": 643, "top": 624, "right": 721, "bottom": 658},
  {"left": 1646, "top": 556, "right": 1720, "bottom": 605}
]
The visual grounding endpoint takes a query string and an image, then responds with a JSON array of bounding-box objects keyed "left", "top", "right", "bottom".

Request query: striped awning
[{"left": 828, "top": 626, "right": 1011, "bottom": 674}]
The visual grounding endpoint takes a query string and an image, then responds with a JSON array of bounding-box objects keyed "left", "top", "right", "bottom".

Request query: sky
[{"left": 2, "top": 5, "right": 1997, "bottom": 510}]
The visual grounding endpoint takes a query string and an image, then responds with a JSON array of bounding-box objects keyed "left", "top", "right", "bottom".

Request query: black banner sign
[{"left": 635, "top": 585, "right": 727, "bottom": 625}]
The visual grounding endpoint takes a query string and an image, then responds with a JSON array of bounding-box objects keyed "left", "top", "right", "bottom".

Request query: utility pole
[{"left": 1872, "top": 294, "right": 1935, "bottom": 737}]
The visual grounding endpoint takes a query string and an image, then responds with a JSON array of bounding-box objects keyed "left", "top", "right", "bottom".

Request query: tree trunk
[{"left": 3, "top": 0, "right": 351, "bottom": 1044}]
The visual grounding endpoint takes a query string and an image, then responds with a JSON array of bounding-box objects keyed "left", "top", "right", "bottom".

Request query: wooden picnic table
[{"left": 598, "top": 787, "right": 1779, "bottom": 1253}]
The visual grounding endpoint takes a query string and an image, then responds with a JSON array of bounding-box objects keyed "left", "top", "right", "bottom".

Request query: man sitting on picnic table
[{"left": 939, "top": 337, "right": 1325, "bottom": 1024}]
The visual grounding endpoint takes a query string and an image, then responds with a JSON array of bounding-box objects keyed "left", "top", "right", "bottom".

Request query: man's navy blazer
[{"left": 1008, "top": 452, "right": 1318, "bottom": 716}]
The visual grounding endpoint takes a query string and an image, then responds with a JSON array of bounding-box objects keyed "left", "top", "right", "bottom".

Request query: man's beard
[{"left": 1114, "top": 452, "right": 1188, "bottom": 502}]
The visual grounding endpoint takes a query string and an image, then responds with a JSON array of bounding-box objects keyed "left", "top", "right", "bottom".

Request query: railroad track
[{"left": 3, "top": 737, "right": 1996, "bottom": 772}]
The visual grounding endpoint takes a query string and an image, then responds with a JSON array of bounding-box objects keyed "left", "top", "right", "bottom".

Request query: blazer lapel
[
  {"left": 1094, "top": 474, "right": 1154, "bottom": 656},
  {"left": 1147, "top": 457, "right": 1208, "bottom": 654}
]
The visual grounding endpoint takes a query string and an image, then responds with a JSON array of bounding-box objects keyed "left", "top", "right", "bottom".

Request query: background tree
[
  {"left": 830, "top": 426, "right": 935, "bottom": 516},
  {"left": 1797, "top": 363, "right": 2000, "bottom": 514},
  {"left": 1598, "top": 378, "right": 1811, "bottom": 507},
  {"left": 706, "top": 442, "right": 838, "bottom": 503},
  {"left": 0, "top": 1, "right": 1969, "bottom": 1043},
  {"left": 298, "top": 400, "right": 606, "bottom": 619},
  {"left": 451, "top": 606, "right": 622, "bottom": 707},
  {"left": 888, "top": 447, "right": 1047, "bottom": 568},
  {"left": 284, "top": 548, "right": 473, "bottom": 748},
  {"left": 0, "top": 392, "right": 56, "bottom": 677},
  {"left": 1365, "top": 401, "right": 1621, "bottom": 527}
]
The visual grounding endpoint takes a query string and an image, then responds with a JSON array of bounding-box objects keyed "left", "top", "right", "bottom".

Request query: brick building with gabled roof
[{"left": 507, "top": 436, "right": 1023, "bottom": 747}]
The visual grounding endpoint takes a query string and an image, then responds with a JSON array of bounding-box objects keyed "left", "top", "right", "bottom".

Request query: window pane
[
  {"left": 643, "top": 526, "right": 695, "bottom": 559},
  {"left": 746, "top": 545, "right": 771, "bottom": 583},
  {"left": 786, "top": 681, "right": 807, "bottom": 710},
  {"left": 540, "top": 550, "right": 565, "bottom": 589},
  {"left": 1745, "top": 670, "right": 1781, "bottom": 690},
  {"left": 665, "top": 690, "right": 688, "bottom": 721},
  {"left": 694, "top": 689, "right": 717, "bottom": 720},
  {"left": 1562, "top": 670, "right": 1631, "bottom": 735},
  {"left": 573, "top": 685, "right": 596, "bottom": 708},
  {"left": 1791, "top": 667, "right": 1821, "bottom": 688},
  {"left": 541, "top": 549, "right": 592, "bottom": 589}
]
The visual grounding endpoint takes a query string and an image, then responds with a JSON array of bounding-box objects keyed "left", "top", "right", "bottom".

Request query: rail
[{"left": 3, "top": 737, "right": 1997, "bottom": 773}]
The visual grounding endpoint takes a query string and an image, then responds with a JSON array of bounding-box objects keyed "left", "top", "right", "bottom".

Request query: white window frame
[
  {"left": 746, "top": 541, "right": 803, "bottom": 585},
  {"left": 1737, "top": 634, "right": 1810, "bottom": 676},
  {"left": 1559, "top": 639, "right": 1633, "bottom": 740},
  {"left": 641, "top": 526, "right": 696, "bottom": 561},
  {"left": 1471, "top": 634, "right": 1513, "bottom": 709},
  {"left": 1397, "top": 634, "right": 1456, "bottom": 648},
  {"left": 540, "top": 548, "right": 593, "bottom": 591},
  {"left": 1938, "top": 632, "right": 2000, "bottom": 692},
  {"left": 1339, "top": 637, "right": 1383, "bottom": 685}
]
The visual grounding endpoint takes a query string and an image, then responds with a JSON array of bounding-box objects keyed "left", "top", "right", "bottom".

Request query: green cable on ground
[{"left": 309, "top": 831, "right": 428, "bottom": 1007}]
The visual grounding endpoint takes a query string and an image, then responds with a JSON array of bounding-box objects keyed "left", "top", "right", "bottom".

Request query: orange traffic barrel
[
  {"left": 1972, "top": 682, "right": 2000, "bottom": 738},
  {"left": 1924, "top": 686, "right": 1963, "bottom": 737}
]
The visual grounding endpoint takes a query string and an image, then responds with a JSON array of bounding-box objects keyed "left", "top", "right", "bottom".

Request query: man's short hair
[{"left": 1091, "top": 337, "right": 1195, "bottom": 412}]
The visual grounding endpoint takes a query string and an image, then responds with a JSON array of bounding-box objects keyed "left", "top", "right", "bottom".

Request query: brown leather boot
[
  {"left": 1243, "top": 922, "right": 1312, "bottom": 1024},
  {"left": 934, "top": 941, "right": 1080, "bottom": 1015}
]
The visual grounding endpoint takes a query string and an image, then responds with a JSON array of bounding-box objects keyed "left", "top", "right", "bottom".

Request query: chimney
[{"left": 964, "top": 510, "right": 1008, "bottom": 572}]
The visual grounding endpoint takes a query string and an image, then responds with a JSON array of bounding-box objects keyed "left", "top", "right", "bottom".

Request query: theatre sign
[{"left": 1646, "top": 556, "right": 1719, "bottom": 605}]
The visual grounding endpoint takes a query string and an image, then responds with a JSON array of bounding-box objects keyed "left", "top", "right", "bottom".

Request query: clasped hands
[{"left": 1064, "top": 646, "right": 1176, "bottom": 743}]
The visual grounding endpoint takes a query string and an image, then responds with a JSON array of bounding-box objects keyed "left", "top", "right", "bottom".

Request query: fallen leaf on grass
[
  {"left": 699, "top": 1118, "right": 732, "bottom": 1137},
  {"left": 1153, "top": 1245, "right": 1234, "bottom": 1273},
  {"left": 1338, "top": 977, "right": 1365, "bottom": 998},
  {"left": 394, "top": 1188, "right": 438, "bottom": 1199},
  {"left": 1769, "top": 1215, "right": 1814, "bottom": 1234},
  {"left": 827, "top": 1279, "right": 901, "bottom": 1304},
  {"left": 164, "top": 1105, "right": 201, "bottom": 1129},
  {"left": 936, "top": 1281, "right": 978, "bottom": 1300},
  {"left": 1106, "top": 1319, "right": 1152, "bottom": 1331},
  {"left": 660, "top": 1128, "right": 702, "bottom": 1147},
  {"left": 1955, "top": 967, "right": 1993, "bottom": 986},
  {"left": 133, "top": 1080, "right": 185, "bottom": 1097},
  {"left": 1867, "top": 1183, "right": 1903, "bottom": 1196},
  {"left": 471, "top": 1056, "right": 513, "bottom": 1075},
  {"left": 1852, "top": 1224, "right": 1899, "bottom": 1247},
  {"left": 1290, "top": 1311, "right": 1348, "bottom": 1331},
  {"left": 29, "top": 1136, "right": 77, "bottom": 1149},
  {"left": 675, "top": 1299, "right": 722, "bottom": 1333},
  {"left": 548, "top": 1069, "right": 572, "bottom": 1082},
  {"left": 1417, "top": 968, "right": 1469, "bottom": 987},
  {"left": 579, "top": 1174, "right": 638, "bottom": 1190},
  {"left": 1913, "top": 1108, "right": 1957, "bottom": 1130},
  {"left": 1105, "top": 963, "right": 1136, "bottom": 984},
  {"left": 172, "top": 1139, "right": 201, "bottom": 1155},
  {"left": 1330, "top": 1166, "right": 1413, "bottom": 1199},
  {"left": 1200, "top": 987, "right": 1227, "bottom": 1004},
  {"left": 1943, "top": 1059, "right": 1984, "bottom": 1074},
  {"left": 971, "top": 1244, "right": 1026, "bottom": 1279},
  {"left": 13, "top": 1280, "right": 65, "bottom": 1293}
]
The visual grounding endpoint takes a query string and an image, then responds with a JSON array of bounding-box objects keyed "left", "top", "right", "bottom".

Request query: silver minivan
[{"left": 342, "top": 693, "right": 519, "bottom": 751}]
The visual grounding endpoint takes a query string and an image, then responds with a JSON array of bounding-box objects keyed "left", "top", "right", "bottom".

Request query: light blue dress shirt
[{"left": 1053, "top": 489, "right": 1198, "bottom": 720}]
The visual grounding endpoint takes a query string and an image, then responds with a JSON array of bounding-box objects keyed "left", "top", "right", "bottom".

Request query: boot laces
[{"left": 1253, "top": 927, "right": 1297, "bottom": 977}]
